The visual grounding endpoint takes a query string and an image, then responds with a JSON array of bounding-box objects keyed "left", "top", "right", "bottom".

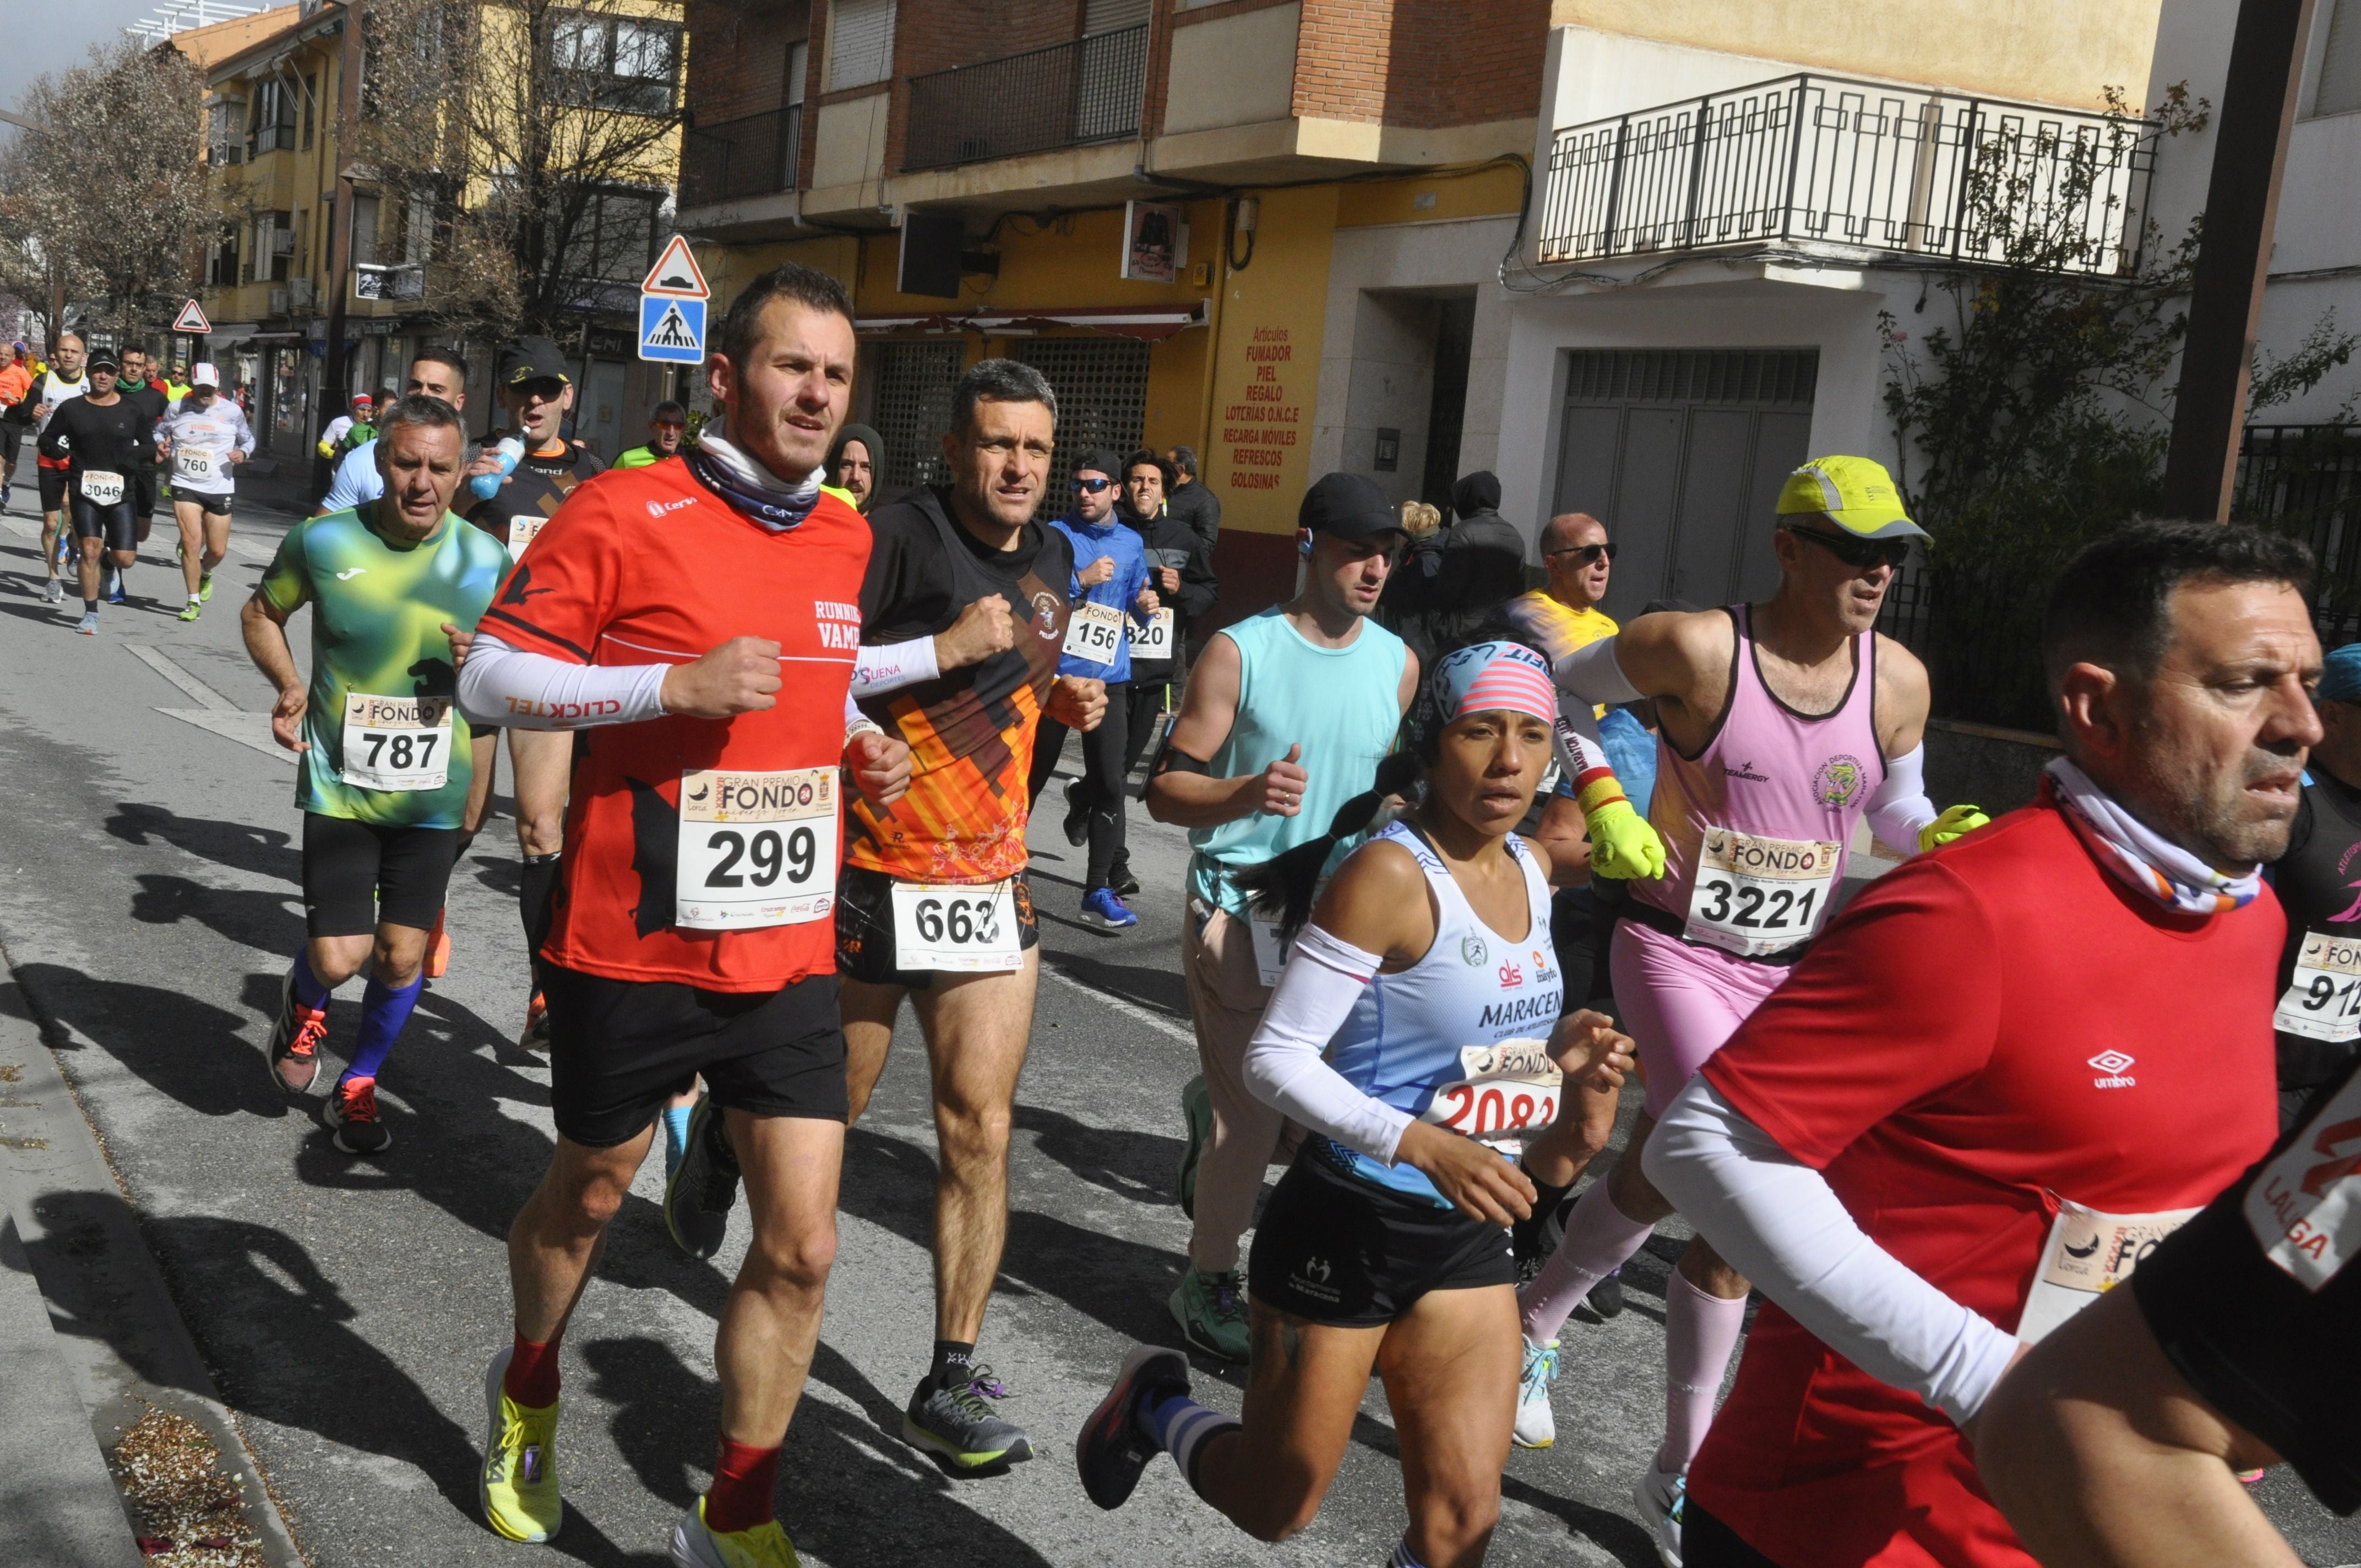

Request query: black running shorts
[
  {"left": 70, "top": 496, "right": 137, "bottom": 551},
  {"left": 834, "top": 863, "right": 1037, "bottom": 988},
  {"left": 1248, "top": 1146, "right": 1516, "bottom": 1327},
  {"left": 300, "top": 812, "right": 462, "bottom": 937},
  {"left": 132, "top": 470, "right": 158, "bottom": 519},
  {"left": 177, "top": 488, "right": 233, "bottom": 518},
  {"left": 38, "top": 465, "right": 67, "bottom": 512},
  {"left": 544, "top": 965, "right": 848, "bottom": 1148}
]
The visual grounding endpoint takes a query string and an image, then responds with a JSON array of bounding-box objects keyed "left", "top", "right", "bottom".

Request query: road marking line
[
  {"left": 229, "top": 537, "right": 276, "bottom": 562},
  {"left": 0, "top": 515, "right": 37, "bottom": 540},
  {"left": 1041, "top": 960, "right": 1195, "bottom": 1046},
  {"left": 155, "top": 707, "right": 296, "bottom": 765},
  {"left": 123, "top": 644, "right": 237, "bottom": 711}
]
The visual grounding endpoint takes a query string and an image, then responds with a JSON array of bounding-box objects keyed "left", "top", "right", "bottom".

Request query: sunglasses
[
  {"left": 1073, "top": 477, "right": 1113, "bottom": 493},
  {"left": 1788, "top": 526, "right": 1910, "bottom": 572},
  {"left": 512, "top": 377, "right": 568, "bottom": 401},
  {"left": 1546, "top": 542, "right": 1618, "bottom": 565}
]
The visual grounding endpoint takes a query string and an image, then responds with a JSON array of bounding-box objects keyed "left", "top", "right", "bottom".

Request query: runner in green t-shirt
[{"left": 241, "top": 394, "right": 510, "bottom": 1155}]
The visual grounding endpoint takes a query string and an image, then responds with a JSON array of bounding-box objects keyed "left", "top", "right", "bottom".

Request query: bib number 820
[
  {"left": 912, "top": 895, "right": 1002, "bottom": 946},
  {"left": 701, "top": 825, "right": 817, "bottom": 889}
]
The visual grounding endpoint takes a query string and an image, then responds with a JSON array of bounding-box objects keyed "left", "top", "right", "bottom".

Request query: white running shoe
[
  {"left": 1633, "top": 1457, "right": 1687, "bottom": 1568},
  {"left": 41, "top": 577, "right": 62, "bottom": 605},
  {"left": 1512, "top": 1335, "right": 1558, "bottom": 1449}
]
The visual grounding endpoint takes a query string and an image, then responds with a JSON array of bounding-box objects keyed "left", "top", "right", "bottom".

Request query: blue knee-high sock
[
  {"left": 290, "top": 950, "right": 332, "bottom": 1012},
  {"left": 341, "top": 973, "right": 423, "bottom": 1085},
  {"left": 662, "top": 1103, "right": 694, "bottom": 1160}
]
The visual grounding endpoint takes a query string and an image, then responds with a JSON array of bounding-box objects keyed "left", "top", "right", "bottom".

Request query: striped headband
[{"left": 1429, "top": 640, "right": 1557, "bottom": 726}]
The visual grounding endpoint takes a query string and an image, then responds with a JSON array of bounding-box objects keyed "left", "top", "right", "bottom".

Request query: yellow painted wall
[
  {"left": 1200, "top": 183, "right": 1339, "bottom": 538},
  {"left": 1334, "top": 164, "right": 1526, "bottom": 230},
  {"left": 1548, "top": 0, "right": 2162, "bottom": 111}
]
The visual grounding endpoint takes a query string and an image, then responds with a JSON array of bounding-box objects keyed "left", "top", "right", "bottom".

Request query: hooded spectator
[{"left": 826, "top": 420, "right": 888, "bottom": 513}]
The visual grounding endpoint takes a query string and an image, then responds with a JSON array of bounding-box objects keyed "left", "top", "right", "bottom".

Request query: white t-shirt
[
  {"left": 35, "top": 371, "right": 87, "bottom": 435},
  {"left": 159, "top": 397, "right": 257, "bottom": 496}
]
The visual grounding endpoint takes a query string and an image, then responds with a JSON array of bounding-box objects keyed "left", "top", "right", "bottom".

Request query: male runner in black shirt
[
  {"left": 39, "top": 351, "right": 156, "bottom": 634},
  {"left": 2265, "top": 641, "right": 2361, "bottom": 1129}
]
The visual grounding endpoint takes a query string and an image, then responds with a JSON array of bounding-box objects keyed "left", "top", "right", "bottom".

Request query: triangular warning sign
[
  {"left": 642, "top": 235, "right": 709, "bottom": 299},
  {"left": 173, "top": 299, "right": 211, "bottom": 334},
  {"left": 645, "top": 302, "right": 700, "bottom": 350}
]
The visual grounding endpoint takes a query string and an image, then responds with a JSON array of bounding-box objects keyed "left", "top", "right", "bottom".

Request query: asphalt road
[{"left": 0, "top": 481, "right": 2353, "bottom": 1568}]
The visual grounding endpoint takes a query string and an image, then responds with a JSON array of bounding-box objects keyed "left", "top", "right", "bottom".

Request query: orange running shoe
[
  {"left": 519, "top": 991, "right": 551, "bottom": 1052},
  {"left": 425, "top": 908, "right": 451, "bottom": 979}
]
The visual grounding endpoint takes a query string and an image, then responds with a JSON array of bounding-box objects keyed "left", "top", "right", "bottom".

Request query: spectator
[
  {"left": 1162, "top": 443, "right": 1221, "bottom": 552},
  {"left": 0, "top": 341, "right": 33, "bottom": 510},
  {"left": 1115, "top": 447, "right": 1219, "bottom": 892},
  {"left": 614, "top": 400, "right": 690, "bottom": 469},
  {"left": 1400, "top": 499, "right": 1441, "bottom": 537},
  {"left": 827, "top": 420, "right": 887, "bottom": 513},
  {"left": 1381, "top": 470, "right": 1531, "bottom": 667}
]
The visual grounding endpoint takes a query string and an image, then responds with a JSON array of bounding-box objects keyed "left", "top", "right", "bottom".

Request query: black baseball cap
[
  {"left": 497, "top": 336, "right": 570, "bottom": 389},
  {"left": 85, "top": 351, "right": 119, "bottom": 374},
  {"left": 1299, "top": 471, "right": 1405, "bottom": 541},
  {"left": 1074, "top": 447, "right": 1123, "bottom": 481}
]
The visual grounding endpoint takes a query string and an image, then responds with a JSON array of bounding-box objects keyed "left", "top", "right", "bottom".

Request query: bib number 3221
[
  {"left": 1684, "top": 827, "right": 1840, "bottom": 956},
  {"left": 675, "top": 767, "right": 837, "bottom": 930},
  {"left": 339, "top": 693, "right": 454, "bottom": 791}
]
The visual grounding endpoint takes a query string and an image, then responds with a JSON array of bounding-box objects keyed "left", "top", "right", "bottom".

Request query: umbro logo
[{"left": 2088, "top": 1049, "right": 2137, "bottom": 1089}]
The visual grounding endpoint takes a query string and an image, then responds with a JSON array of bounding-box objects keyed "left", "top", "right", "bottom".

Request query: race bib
[
  {"left": 674, "top": 767, "right": 837, "bottom": 930},
  {"left": 2243, "top": 1066, "right": 2361, "bottom": 1292},
  {"left": 1684, "top": 828, "right": 1840, "bottom": 956},
  {"left": 1062, "top": 601, "right": 1124, "bottom": 666},
  {"left": 890, "top": 880, "right": 1024, "bottom": 973},
  {"left": 172, "top": 446, "right": 217, "bottom": 483},
  {"left": 1419, "top": 1039, "right": 1562, "bottom": 1152},
  {"left": 339, "top": 693, "right": 454, "bottom": 791},
  {"left": 1128, "top": 607, "right": 1175, "bottom": 662},
  {"left": 2274, "top": 929, "right": 2361, "bottom": 1043},
  {"left": 1248, "top": 917, "right": 1290, "bottom": 987},
  {"left": 79, "top": 469, "right": 125, "bottom": 505},
  {"left": 506, "top": 515, "right": 546, "bottom": 562},
  {"left": 2016, "top": 1196, "right": 2200, "bottom": 1343}
]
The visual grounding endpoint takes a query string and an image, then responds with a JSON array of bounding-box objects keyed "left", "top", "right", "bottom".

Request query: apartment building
[
  {"left": 180, "top": 0, "right": 687, "bottom": 465},
  {"left": 678, "top": 0, "right": 1548, "bottom": 606}
]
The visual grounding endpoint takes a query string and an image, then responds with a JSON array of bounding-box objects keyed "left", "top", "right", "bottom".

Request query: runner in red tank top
[{"left": 454, "top": 263, "right": 912, "bottom": 1566}]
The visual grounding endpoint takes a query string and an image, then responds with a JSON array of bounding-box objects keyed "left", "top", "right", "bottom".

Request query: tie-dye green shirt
[{"left": 259, "top": 505, "right": 511, "bottom": 827}]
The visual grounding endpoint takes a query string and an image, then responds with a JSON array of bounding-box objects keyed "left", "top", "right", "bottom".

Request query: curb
[{"left": 0, "top": 966, "right": 308, "bottom": 1568}]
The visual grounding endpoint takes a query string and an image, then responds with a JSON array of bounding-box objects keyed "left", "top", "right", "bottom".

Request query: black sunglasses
[
  {"left": 1073, "top": 477, "right": 1113, "bottom": 493},
  {"left": 1546, "top": 542, "right": 1618, "bottom": 565},
  {"left": 1787, "top": 526, "right": 1910, "bottom": 572}
]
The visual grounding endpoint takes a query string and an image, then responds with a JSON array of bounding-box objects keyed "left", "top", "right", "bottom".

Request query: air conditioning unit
[
  {"left": 290, "top": 277, "right": 315, "bottom": 307},
  {"left": 269, "top": 288, "right": 289, "bottom": 315}
]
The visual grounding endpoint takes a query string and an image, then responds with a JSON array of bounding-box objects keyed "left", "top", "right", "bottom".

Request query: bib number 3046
[
  {"left": 339, "top": 693, "right": 454, "bottom": 791},
  {"left": 675, "top": 767, "right": 837, "bottom": 930},
  {"left": 891, "top": 881, "right": 1023, "bottom": 972},
  {"left": 1684, "top": 828, "right": 1840, "bottom": 956}
]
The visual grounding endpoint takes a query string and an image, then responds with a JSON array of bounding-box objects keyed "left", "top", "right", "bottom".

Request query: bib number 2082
[{"left": 676, "top": 766, "right": 837, "bottom": 930}]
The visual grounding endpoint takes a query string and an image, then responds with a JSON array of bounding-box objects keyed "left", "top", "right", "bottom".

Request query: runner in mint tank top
[
  {"left": 1080, "top": 639, "right": 1637, "bottom": 1568},
  {"left": 1142, "top": 471, "right": 1418, "bottom": 1363},
  {"left": 1515, "top": 456, "right": 1991, "bottom": 1559}
]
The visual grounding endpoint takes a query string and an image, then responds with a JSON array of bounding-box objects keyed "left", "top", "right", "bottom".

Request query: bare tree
[
  {"left": 0, "top": 39, "right": 211, "bottom": 350},
  {"left": 353, "top": 0, "right": 685, "bottom": 343}
]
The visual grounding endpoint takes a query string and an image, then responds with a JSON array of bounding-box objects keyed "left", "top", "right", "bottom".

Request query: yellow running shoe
[
  {"left": 480, "top": 1349, "right": 562, "bottom": 1542},
  {"left": 670, "top": 1497, "right": 801, "bottom": 1566}
]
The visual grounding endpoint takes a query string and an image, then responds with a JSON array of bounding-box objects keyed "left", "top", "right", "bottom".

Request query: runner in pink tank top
[{"left": 1503, "top": 456, "right": 1992, "bottom": 1562}]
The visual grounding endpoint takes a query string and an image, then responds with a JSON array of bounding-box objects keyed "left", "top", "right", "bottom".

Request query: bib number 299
[{"left": 676, "top": 766, "right": 837, "bottom": 930}]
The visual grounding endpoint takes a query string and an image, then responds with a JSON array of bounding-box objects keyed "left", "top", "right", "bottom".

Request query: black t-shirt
[
  {"left": 858, "top": 485, "right": 1073, "bottom": 645},
  {"left": 460, "top": 436, "right": 606, "bottom": 551},
  {"left": 119, "top": 384, "right": 168, "bottom": 469},
  {"left": 2132, "top": 1054, "right": 2361, "bottom": 1515},
  {"left": 2270, "top": 772, "right": 2361, "bottom": 1088},
  {"left": 37, "top": 394, "right": 154, "bottom": 482}
]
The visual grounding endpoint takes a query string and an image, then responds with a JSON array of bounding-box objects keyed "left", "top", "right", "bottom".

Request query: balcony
[
  {"left": 682, "top": 106, "right": 803, "bottom": 206},
  {"left": 353, "top": 263, "right": 426, "bottom": 303},
  {"left": 904, "top": 24, "right": 1147, "bottom": 172},
  {"left": 1538, "top": 74, "right": 2159, "bottom": 278}
]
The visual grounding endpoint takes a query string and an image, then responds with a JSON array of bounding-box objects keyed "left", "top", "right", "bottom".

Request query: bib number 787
[{"left": 675, "top": 766, "right": 837, "bottom": 930}]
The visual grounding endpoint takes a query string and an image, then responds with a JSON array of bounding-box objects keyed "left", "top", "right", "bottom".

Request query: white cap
[{"left": 190, "top": 363, "right": 220, "bottom": 388}]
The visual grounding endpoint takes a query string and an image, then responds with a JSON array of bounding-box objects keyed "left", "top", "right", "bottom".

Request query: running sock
[
  {"left": 1139, "top": 1391, "right": 1241, "bottom": 1498},
  {"left": 341, "top": 972, "right": 423, "bottom": 1086},
  {"left": 1518, "top": 1179, "right": 1659, "bottom": 1343},
  {"left": 1660, "top": 1271, "right": 1748, "bottom": 1476},
  {"left": 663, "top": 1103, "right": 694, "bottom": 1163},
  {"left": 290, "top": 950, "right": 332, "bottom": 1013},
  {"left": 702, "top": 1438, "right": 781, "bottom": 1534},
  {"left": 1513, "top": 1162, "right": 1577, "bottom": 1261},
  {"left": 929, "top": 1339, "right": 976, "bottom": 1389},
  {"left": 519, "top": 852, "right": 562, "bottom": 989},
  {"left": 1389, "top": 1539, "right": 1430, "bottom": 1568},
  {"left": 503, "top": 1330, "right": 563, "bottom": 1407}
]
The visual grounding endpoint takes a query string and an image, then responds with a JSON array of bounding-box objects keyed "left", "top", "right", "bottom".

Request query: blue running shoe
[{"left": 1082, "top": 888, "right": 1137, "bottom": 929}]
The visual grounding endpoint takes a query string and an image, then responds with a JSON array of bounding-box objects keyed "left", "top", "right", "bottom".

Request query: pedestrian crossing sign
[{"left": 638, "top": 293, "right": 706, "bottom": 364}]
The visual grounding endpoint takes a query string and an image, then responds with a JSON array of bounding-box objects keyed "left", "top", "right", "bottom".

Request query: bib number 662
[
  {"left": 701, "top": 823, "right": 818, "bottom": 890},
  {"left": 912, "top": 893, "right": 1001, "bottom": 946}
]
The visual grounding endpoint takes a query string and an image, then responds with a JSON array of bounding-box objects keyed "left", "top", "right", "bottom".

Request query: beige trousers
[{"left": 1182, "top": 902, "right": 1292, "bottom": 1274}]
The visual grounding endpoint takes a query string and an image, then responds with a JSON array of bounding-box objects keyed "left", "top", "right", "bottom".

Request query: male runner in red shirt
[
  {"left": 1644, "top": 520, "right": 2322, "bottom": 1568},
  {"left": 456, "top": 261, "right": 910, "bottom": 1568}
]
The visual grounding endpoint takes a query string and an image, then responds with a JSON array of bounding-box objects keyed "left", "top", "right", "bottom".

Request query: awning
[
  {"left": 203, "top": 322, "right": 262, "bottom": 346},
  {"left": 856, "top": 302, "right": 1207, "bottom": 341}
]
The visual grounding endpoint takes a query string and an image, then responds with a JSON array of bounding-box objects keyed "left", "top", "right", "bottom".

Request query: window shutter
[
  {"left": 787, "top": 40, "right": 809, "bottom": 106},
  {"left": 1084, "top": 0, "right": 1150, "bottom": 34},
  {"left": 828, "top": 0, "right": 895, "bottom": 90},
  {"left": 2320, "top": 0, "right": 2361, "bottom": 116}
]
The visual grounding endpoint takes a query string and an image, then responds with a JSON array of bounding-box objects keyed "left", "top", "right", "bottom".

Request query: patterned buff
[
  {"left": 688, "top": 434, "right": 822, "bottom": 532},
  {"left": 1428, "top": 640, "right": 1558, "bottom": 726},
  {"left": 2046, "top": 756, "right": 2263, "bottom": 916}
]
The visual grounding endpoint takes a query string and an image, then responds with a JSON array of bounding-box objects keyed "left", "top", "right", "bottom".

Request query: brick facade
[
  {"left": 1291, "top": 0, "right": 1546, "bottom": 129},
  {"left": 686, "top": 0, "right": 813, "bottom": 123},
  {"left": 884, "top": 0, "right": 1089, "bottom": 171}
]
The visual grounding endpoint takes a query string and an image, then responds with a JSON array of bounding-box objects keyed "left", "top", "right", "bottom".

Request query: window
[
  {"left": 248, "top": 77, "right": 297, "bottom": 156},
  {"left": 1015, "top": 338, "right": 1151, "bottom": 514},
  {"left": 252, "top": 210, "right": 294, "bottom": 282},
  {"left": 351, "top": 193, "right": 381, "bottom": 267},
  {"left": 2321, "top": 0, "right": 2361, "bottom": 117},
  {"left": 871, "top": 340, "right": 961, "bottom": 490},
  {"left": 552, "top": 12, "right": 680, "bottom": 114},
  {"left": 559, "top": 188, "right": 660, "bottom": 283},
  {"left": 207, "top": 99, "right": 246, "bottom": 167},
  {"left": 301, "top": 72, "right": 317, "bottom": 150},
  {"left": 828, "top": 0, "right": 895, "bottom": 90},
  {"left": 208, "top": 223, "right": 241, "bottom": 287},
  {"left": 788, "top": 40, "right": 808, "bottom": 108}
]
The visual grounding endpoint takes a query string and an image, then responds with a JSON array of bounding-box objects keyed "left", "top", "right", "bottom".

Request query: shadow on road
[{"left": 107, "top": 802, "right": 302, "bottom": 885}]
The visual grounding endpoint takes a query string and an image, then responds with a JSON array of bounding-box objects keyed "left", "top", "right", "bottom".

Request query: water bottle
[{"left": 469, "top": 436, "right": 524, "bottom": 500}]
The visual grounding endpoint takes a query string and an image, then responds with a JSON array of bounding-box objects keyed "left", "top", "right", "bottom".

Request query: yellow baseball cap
[{"left": 1776, "top": 456, "right": 1927, "bottom": 541}]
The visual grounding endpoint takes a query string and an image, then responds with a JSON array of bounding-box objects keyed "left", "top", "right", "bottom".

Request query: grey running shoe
[
  {"left": 663, "top": 1095, "right": 740, "bottom": 1259},
  {"left": 41, "top": 577, "right": 61, "bottom": 605},
  {"left": 904, "top": 1364, "right": 1033, "bottom": 1473},
  {"left": 267, "top": 966, "right": 329, "bottom": 1095},
  {"left": 1076, "top": 1345, "right": 1190, "bottom": 1511},
  {"left": 75, "top": 609, "right": 98, "bottom": 635}
]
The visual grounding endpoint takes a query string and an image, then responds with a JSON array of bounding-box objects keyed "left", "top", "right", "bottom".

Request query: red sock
[
  {"left": 703, "top": 1438, "right": 781, "bottom": 1535},
  {"left": 503, "top": 1330, "right": 563, "bottom": 1407}
]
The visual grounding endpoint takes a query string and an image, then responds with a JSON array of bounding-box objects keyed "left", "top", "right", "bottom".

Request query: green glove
[
  {"left": 1586, "top": 798, "right": 1667, "bottom": 881},
  {"left": 1919, "top": 803, "right": 1990, "bottom": 854}
]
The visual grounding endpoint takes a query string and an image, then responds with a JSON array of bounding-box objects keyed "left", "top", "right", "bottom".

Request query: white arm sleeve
[
  {"left": 457, "top": 633, "right": 669, "bottom": 730},
  {"left": 1553, "top": 698, "right": 1611, "bottom": 782},
  {"left": 1864, "top": 743, "right": 1938, "bottom": 857},
  {"left": 1553, "top": 636, "right": 1644, "bottom": 705},
  {"left": 1242, "top": 924, "right": 1415, "bottom": 1164},
  {"left": 852, "top": 636, "right": 939, "bottom": 698},
  {"left": 1644, "top": 1077, "right": 2021, "bottom": 1426}
]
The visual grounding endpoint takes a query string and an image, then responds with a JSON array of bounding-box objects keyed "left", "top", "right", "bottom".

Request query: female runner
[{"left": 1076, "top": 637, "right": 1635, "bottom": 1567}]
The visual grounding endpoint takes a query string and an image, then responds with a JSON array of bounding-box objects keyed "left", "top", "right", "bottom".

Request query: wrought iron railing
[
  {"left": 2238, "top": 423, "right": 2361, "bottom": 636},
  {"left": 1538, "top": 73, "right": 2158, "bottom": 277},
  {"left": 904, "top": 24, "right": 1147, "bottom": 172},
  {"left": 682, "top": 106, "right": 804, "bottom": 206}
]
